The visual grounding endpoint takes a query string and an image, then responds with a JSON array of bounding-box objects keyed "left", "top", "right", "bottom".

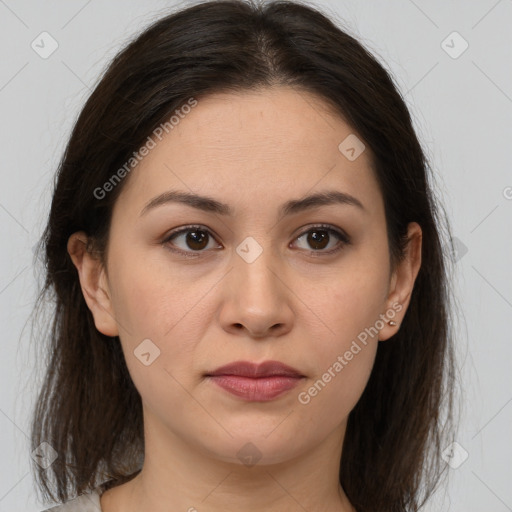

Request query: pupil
[
  {"left": 183, "top": 229, "right": 331, "bottom": 252},
  {"left": 308, "top": 230, "right": 328, "bottom": 250},
  {"left": 187, "top": 230, "right": 207, "bottom": 250}
]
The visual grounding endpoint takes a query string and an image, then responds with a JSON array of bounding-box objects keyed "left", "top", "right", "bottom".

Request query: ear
[
  {"left": 67, "top": 231, "right": 119, "bottom": 337},
  {"left": 379, "top": 222, "right": 422, "bottom": 341}
]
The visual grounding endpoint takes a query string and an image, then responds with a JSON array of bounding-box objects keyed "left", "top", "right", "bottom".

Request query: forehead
[{"left": 114, "top": 86, "right": 383, "bottom": 220}]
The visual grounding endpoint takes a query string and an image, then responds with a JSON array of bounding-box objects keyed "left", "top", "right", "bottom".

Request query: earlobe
[
  {"left": 67, "top": 231, "right": 119, "bottom": 337},
  {"left": 379, "top": 222, "right": 422, "bottom": 342}
]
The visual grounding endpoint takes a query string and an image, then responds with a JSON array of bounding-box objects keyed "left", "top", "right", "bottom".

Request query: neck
[{"left": 100, "top": 409, "right": 355, "bottom": 512}]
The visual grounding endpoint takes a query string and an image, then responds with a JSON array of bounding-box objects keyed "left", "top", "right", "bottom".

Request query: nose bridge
[
  {"left": 234, "top": 234, "right": 282, "bottom": 300},
  {"left": 220, "top": 233, "right": 293, "bottom": 336}
]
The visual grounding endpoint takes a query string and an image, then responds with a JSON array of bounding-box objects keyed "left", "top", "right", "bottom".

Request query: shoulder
[{"left": 40, "top": 489, "right": 102, "bottom": 512}]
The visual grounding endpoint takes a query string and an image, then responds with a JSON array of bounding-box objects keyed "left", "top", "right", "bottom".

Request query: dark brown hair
[{"left": 30, "top": 0, "right": 460, "bottom": 510}]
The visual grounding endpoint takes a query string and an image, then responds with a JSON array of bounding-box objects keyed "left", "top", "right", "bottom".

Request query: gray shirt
[{"left": 41, "top": 488, "right": 103, "bottom": 512}]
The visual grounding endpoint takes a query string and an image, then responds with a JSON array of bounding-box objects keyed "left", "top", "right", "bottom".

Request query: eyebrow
[{"left": 140, "top": 189, "right": 366, "bottom": 219}]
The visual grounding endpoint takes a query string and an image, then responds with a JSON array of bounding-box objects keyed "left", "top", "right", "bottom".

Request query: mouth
[{"left": 204, "top": 360, "right": 305, "bottom": 402}]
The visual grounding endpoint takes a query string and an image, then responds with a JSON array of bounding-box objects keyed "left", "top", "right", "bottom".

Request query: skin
[{"left": 67, "top": 86, "right": 422, "bottom": 512}]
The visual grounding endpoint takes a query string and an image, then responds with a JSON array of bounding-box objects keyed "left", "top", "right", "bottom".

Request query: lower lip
[{"left": 207, "top": 375, "right": 303, "bottom": 401}]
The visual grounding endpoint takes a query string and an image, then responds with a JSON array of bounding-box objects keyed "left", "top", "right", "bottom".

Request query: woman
[{"left": 32, "top": 0, "right": 459, "bottom": 510}]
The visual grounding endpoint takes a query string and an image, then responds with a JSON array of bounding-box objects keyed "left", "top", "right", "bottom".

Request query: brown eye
[
  {"left": 163, "top": 226, "right": 219, "bottom": 254},
  {"left": 293, "top": 225, "right": 350, "bottom": 254},
  {"left": 163, "top": 223, "right": 350, "bottom": 258},
  {"left": 182, "top": 229, "right": 209, "bottom": 250},
  {"left": 305, "top": 229, "right": 330, "bottom": 250}
]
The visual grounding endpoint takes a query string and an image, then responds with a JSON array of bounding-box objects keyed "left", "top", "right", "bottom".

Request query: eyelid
[
  {"left": 293, "top": 223, "right": 350, "bottom": 244},
  {"left": 162, "top": 223, "right": 350, "bottom": 256},
  {"left": 292, "top": 224, "right": 350, "bottom": 256},
  {"left": 161, "top": 224, "right": 221, "bottom": 258}
]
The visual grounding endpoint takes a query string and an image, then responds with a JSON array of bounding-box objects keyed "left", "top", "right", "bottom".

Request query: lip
[
  {"left": 205, "top": 360, "right": 304, "bottom": 378},
  {"left": 204, "top": 360, "right": 305, "bottom": 402}
]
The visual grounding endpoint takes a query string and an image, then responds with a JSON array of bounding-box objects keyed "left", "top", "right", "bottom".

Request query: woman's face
[{"left": 71, "top": 86, "right": 421, "bottom": 467}]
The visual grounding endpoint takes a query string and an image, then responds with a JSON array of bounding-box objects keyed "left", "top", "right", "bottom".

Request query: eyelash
[{"left": 161, "top": 224, "right": 351, "bottom": 259}]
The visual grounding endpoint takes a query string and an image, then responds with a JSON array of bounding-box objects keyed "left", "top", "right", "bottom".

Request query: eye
[
  {"left": 162, "top": 225, "right": 220, "bottom": 257},
  {"left": 162, "top": 224, "right": 350, "bottom": 258},
  {"left": 292, "top": 224, "right": 350, "bottom": 255}
]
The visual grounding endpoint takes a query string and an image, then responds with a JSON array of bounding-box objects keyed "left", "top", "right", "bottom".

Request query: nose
[{"left": 218, "top": 243, "right": 294, "bottom": 339}]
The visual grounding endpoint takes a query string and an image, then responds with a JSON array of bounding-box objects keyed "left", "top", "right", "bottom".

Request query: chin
[{"left": 198, "top": 431, "right": 310, "bottom": 467}]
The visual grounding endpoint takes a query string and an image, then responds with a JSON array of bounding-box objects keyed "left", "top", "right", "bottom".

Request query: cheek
[
  {"left": 107, "top": 252, "right": 209, "bottom": 390},
  {"left": 297, "top": 254, "right": 387, "bottom": 414},
  {"left": 330, "top": 243, "right": 390, "bottom": 328},
  {"left": 323, "top": 278, "right": 388, "bottom": 346},
  {"left": 298, "top": 342, "right": 377, "bottom": 430},
  {"left": 107, "top": 248, "right": 199, "bottom": 339},
  {"left": 299, "top": 287, "right": 380, "bottom": 420},
  {"left": 111, "top": 271, "right": 199, "bottom": 422}
]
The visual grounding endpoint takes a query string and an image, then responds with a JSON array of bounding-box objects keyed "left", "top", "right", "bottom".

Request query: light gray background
[{"left": 1, "top": 0, "right": 511, "bottom": 510}]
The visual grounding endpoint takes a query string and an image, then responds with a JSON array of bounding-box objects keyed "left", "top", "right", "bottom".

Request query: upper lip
[{"left": 205, "top": 360, "right": 304, "bottom": 378}]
